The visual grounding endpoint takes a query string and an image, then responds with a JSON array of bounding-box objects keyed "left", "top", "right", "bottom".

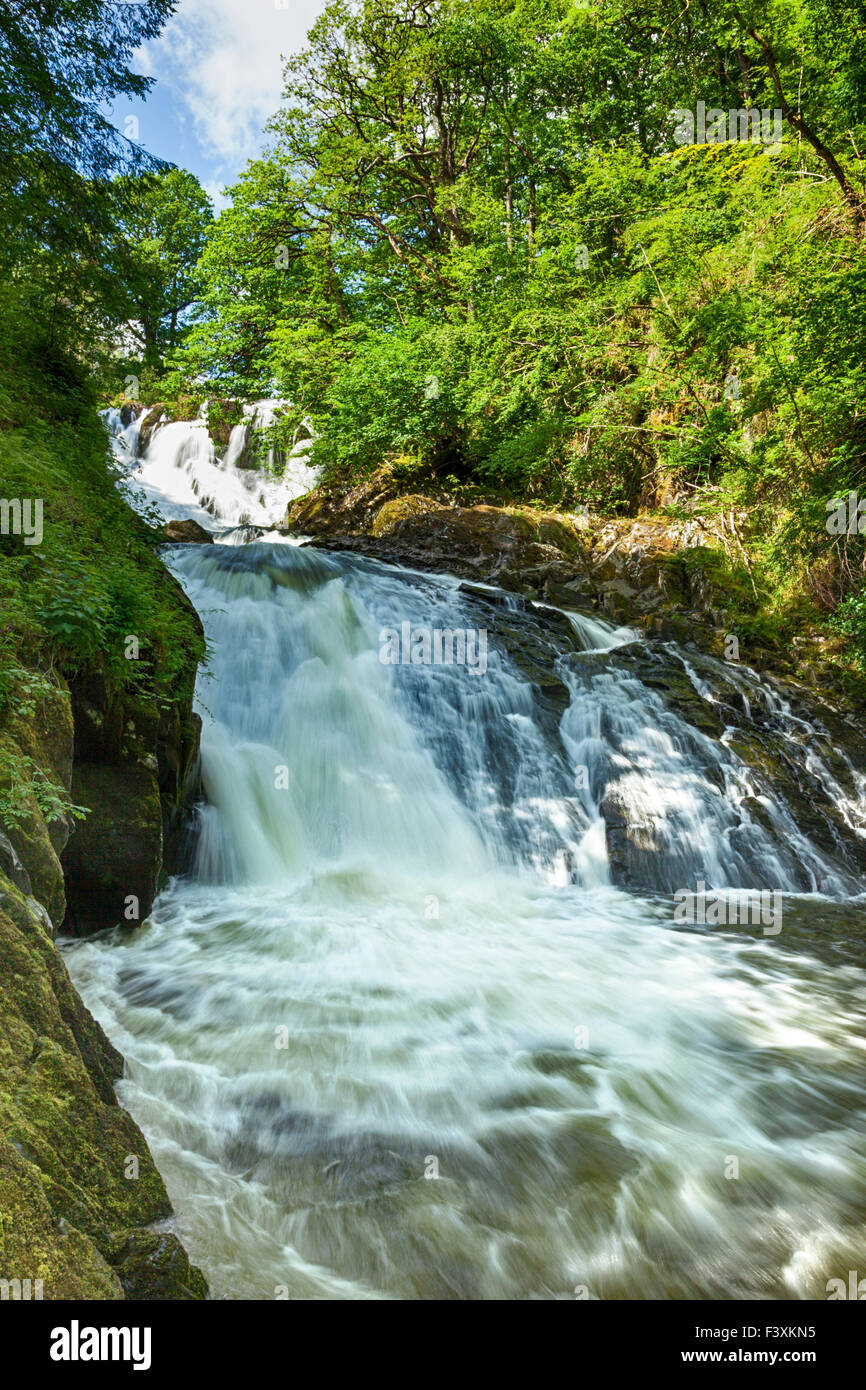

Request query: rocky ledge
[
  {"left": 283, "top": 466, "right": 855, "bottom": 694},
  {"left": 282, "top": 468, "right": 866, "bottom": 890}
]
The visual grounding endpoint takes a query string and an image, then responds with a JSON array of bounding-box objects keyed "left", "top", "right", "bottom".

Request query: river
[{"left": 63, "top": 412, "right": 866, "bottom": 1299}]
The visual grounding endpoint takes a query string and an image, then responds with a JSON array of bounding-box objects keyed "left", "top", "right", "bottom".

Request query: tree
[
  {"left": 0, "top": 0, "right": 178, "bottom": 384},
  {"left": 0, "top": 0, "right": 176, "bottom": 260},
  {"left": 116, "top": 170, "right": 214, "bottom": 369}
]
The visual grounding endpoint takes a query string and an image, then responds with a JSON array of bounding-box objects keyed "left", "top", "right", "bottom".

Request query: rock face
[
  {"left": 282, "top": 470, "right": 722, "bottom": 615},
  {"left": 0, "top": 681, "right": 74, "bottom": 927},
  {"left": 61, "top": 764, "right": 163, "bottom": 935},
  {"left": 0, "top": 869, "right": 207, "bottom": 1298},
  {"left": 282, "top": 472, "right": 853, "bottom": 689},
  {"left": 0, "top": 655, "right": 207, "bottom": 1297},
  {"left": 136, "top": 403, "right": 167, "bottom": 454},
  {"left": 119, "top": 400, "right": 144, "bottom": 429},
  {"left": 285, "top": 469, "right": 590, "bottom": 592},
  {"left": 61, "top": 581, "right": 203, "bottom": 936}
]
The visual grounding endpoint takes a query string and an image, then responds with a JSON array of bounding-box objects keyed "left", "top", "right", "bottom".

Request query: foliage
[
  {"left": 113, "top": 169, "right": 214, "bottom": 370},
  {"left": 170, "top": 0, "right": 866, "bottom": 673},
  {"left": 0, "top": 751, "right": 88, "bottom": 832}
]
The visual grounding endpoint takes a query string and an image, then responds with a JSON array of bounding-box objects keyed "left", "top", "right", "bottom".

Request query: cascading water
[
  {"left": 103, "top": 402, "right": 317, "bottom": 529},
  {"left": 64, "top": 439, "right": 866, "bottom": 1300}
]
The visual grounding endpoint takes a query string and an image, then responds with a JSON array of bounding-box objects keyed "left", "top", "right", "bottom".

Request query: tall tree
[
  {"left": 0, "top": 0, "right": 176, "bottom": 258},
  {"left": 116, "top": 170, "right": 214, "bottom": 369}
]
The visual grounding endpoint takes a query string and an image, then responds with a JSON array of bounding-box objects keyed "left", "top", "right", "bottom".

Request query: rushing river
[{"left": 63, "top": 414, "right": 866, "bottom": 1300}]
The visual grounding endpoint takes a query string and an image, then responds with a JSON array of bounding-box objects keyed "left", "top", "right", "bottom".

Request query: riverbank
[{"left": 0, "top": 399, "right": 208, "bottom": 1298}]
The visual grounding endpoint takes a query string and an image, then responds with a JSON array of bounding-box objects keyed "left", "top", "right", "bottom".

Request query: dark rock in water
[
  {"left": 164, "top": 518, "right": 213, "bottom": 544},
  {"left": 106, "top": 1231, "right": 209, "bottom": 1301},
  {"left": 137, "top": 403, "right": 167, "bottom": 454},
  {"left": 61, "top": 763, "right": 163, "bottom": 936}
]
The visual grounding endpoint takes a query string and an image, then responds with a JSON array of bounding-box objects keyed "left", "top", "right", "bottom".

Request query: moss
[
  {"left": 107, "top": 1231, "right": 209, "bottom": 1300},
  {"left": 0, "top": 1133, "right": 122, "bottom": 1299},
  {"left": 371, "top": 495, "right": 445, "bottom": 536},
  {"left": 0, "top": 874, "right": 208, "bottom": 1297}
]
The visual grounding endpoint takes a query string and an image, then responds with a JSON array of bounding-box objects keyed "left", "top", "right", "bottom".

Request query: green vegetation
[
  {"left": 2, "top": 0, "right": 866, "bottom": 688},
  {"left": 159, "top": 0, "right": 866, "bottom": 680},
  {"left": 0, "top": 0, "right": 204, "bottom": 831},
  {"left": 114, "top": 168, "right": 213, "bottom": 372}
]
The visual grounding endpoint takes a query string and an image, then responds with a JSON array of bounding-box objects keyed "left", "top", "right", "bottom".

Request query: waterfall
[
  {"left": 65, "top": 460, "right": 866, "bottom": 1301},
  {"left": 102, "top": 402, "right": 317, "bottom": 530}
]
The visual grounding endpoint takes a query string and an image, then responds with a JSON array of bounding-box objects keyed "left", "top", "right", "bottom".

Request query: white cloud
[
  {"left": 138, "top": 0, "right": 326, "bottom": 172},
  {"left": 202, "top": 178, "right": 233, "bottom": 214}
]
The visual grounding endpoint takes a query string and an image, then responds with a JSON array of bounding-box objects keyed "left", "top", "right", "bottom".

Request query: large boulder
[
  {"left": 286, "top": 484, "right": 590, "bottom": 594},
  {"left": 164, "top": 518, "right": 214, "bottom": 544}
]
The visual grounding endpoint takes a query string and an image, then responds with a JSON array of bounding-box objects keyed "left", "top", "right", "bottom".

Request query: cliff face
[
  {"left": 0, "top": 569, "right": 207, "bottom": 1301},
  {"left": 0, "top": 871, "right": 206, "bottom": 1298}
]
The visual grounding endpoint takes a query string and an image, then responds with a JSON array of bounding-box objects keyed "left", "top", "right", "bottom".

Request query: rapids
[{"left": 63, "top": 416, "right": 866, "bottom": 1300}]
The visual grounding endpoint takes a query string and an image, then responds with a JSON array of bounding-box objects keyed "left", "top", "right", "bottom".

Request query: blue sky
[{"left": 110, "top": 0, "right": 328, "bottom": 210}]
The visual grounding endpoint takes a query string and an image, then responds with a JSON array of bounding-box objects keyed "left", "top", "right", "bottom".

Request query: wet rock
[
  {"left": 107, "top": 1231, "right": 209, "bottom": 1301},
  {"left": 61, "top": 763, "right": 162, "bottom": 936},
  {"left": 119, "top": 400, "right": 144, "bottom": 429},
  {"left": 300, "top": 500, "right": 587, "bottom": 595},
  {"left": 60, "top": 576, "right": 203, "bottom": 933},
  {"left": 137, "top": 403, "right": 167, "bottom": 454},
  {"left": 164, "top": 518, "right": 214, "bottom": 544}
]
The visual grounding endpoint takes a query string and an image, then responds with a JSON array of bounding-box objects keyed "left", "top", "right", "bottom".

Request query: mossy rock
[
  {"left": 0, "top": 734, "right": 67, "bottom": 927},
  {"left": 0, "top": 875, "right": 207, "bottom": 1298},
  {"left": 370, "top": 495, "right": 446, "bottom": 536},
  {"left": 0, "top": 1134, "right": 122, "bottom": 1299},
  {"left": 107, "top": 1231, "right": 209, "bottom": 1301}
]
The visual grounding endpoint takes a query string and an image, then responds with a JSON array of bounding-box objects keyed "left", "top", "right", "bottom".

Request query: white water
[
  {"left": 64, "top": 439, "right": 866, "bottom": 1300},
  {"left": 103, "top": 403, "right": 317, "bottom": 530}
]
